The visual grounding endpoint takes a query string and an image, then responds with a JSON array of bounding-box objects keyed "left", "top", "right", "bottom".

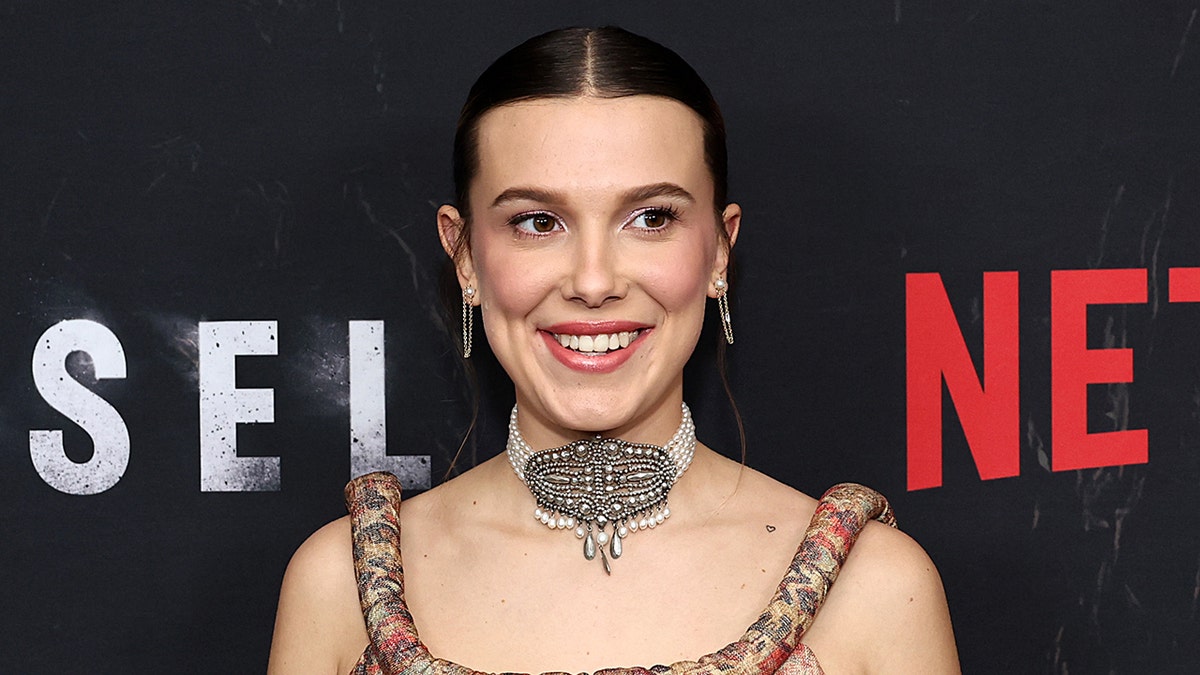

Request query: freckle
[
  {"left": 500, "top": 598, "right": 506, "bottom": 604},
  {"left": 740, "top": 583, "right": 746, "bottom": 589},
  {"left": 909, "top": 597, "right": 914, "bottom": 603},
  {"left": 761, "top": 569, "right": 767, "bottom": 573}
]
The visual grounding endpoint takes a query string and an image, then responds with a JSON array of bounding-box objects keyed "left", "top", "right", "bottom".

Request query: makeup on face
[{"left": 461, "top": 96, "right": 729, "bottom": 443}]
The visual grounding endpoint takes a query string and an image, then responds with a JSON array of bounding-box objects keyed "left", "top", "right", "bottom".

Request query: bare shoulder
[
  {"left": 699, "top": 451, "right": 820, "bottom": 537},
  {"left": 267, "top": 516, "right": 368, "bottom": 675},
  {"left": 803, "top": 513, "right": 960, "bottom": 674}
]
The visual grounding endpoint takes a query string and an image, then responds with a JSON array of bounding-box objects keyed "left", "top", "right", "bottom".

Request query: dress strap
[
  {"left": 344, "top": 474, "right": 893, "bottom": 675},
  {"left": 344, "top": 471, "right": 435, "bottom": 675},
  {"left": 740, "top": 483, "right": 896, "bottom": 649}
]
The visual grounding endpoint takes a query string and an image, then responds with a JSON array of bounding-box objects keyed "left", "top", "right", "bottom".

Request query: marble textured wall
[{"left": 2, "top": 2, "right": 1199, "bottom": 672}]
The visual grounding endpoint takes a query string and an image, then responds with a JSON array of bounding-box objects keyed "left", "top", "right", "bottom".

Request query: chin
[
  {"left": 549, "top": 401, "right": 630, "bottom": 435},
  {"left": 542, "top": 389, "right": 674, "bottom": 439}
]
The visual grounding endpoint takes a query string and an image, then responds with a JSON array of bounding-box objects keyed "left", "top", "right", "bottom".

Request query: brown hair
[{"left": 440, "top": 26, "right": 743, "bottom": 476}]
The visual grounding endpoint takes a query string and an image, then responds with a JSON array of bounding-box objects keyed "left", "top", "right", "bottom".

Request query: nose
[{"left": 563, "top": 229, "right": 625, "bottom": 307}]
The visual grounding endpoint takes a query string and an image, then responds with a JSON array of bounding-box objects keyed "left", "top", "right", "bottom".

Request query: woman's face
[{"left": 440, "top": 95, "right": 739, "bottom": 446}]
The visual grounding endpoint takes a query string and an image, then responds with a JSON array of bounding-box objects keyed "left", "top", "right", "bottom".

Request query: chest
[{"left": 399, "top": 524, "right": 800, "bottom": 672}]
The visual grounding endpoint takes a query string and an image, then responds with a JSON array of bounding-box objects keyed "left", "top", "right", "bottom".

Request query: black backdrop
[{"left": 3, "top": 1, "right": 1200, "bottom": 672}]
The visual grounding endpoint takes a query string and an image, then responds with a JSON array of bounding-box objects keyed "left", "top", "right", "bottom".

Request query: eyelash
[
  {"left": 508, "top": 212, "right": 563, "bottom": 237},
  {"left": 627, "top": 205, "right": 682, "bottom": 233},
  {"left": 507, "top": 205, "right": 683, "bottom": 238}
]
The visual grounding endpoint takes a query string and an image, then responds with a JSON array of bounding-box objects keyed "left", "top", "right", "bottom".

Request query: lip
[
  {"left": 538, "top": 321, "right": 652, "bottom": 374},
  {"left": 543, "top": 320, "right": 651, "bottom": 335}
]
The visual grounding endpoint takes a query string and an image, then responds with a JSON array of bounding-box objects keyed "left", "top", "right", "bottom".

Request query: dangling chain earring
[
  {"left": 715, "top": 278, "right": 734, "bottom": 345},
  {"left": 461, "top": 286, "right": 475, "bottom": 358}
]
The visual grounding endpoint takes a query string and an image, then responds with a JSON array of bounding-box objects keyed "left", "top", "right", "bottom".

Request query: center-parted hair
[
  {"left": 451, "top": 26, "right": 728, "bottom": 223},
  {"left": 441, "top": 27, "right": 743, "bottom": 475}
]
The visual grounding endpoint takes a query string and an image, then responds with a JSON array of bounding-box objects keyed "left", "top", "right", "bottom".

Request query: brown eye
[
  {"left": 532, "top": 214, "right": 555, "bottom": 232},
  {"left": 512, "top": 212, "right": 562, "bottom": 236},
  {"left": 629, "top": 208, "right": 676, "bottom": 231}
]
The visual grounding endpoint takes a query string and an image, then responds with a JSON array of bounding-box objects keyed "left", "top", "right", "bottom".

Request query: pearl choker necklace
[{"left": 505, "top": 403, "right": 696, "bottom": 574}]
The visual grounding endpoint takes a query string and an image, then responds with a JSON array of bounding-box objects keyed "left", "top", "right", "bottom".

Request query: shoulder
[
  {"left": 803, "top": 503, "right": 960, "bottom": 674},
  {"left": 290, "top": 516, "right": 354, "bottom": 572},
  {"left": 267, "top": 516, "right": 369, "bottom": 675},
  {"left": 695, "top": 450, "right": 819, "bottom": 537}
]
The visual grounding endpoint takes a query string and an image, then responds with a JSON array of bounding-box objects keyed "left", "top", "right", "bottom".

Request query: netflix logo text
[{"left": 906, "top": 267, "right": 1200, "bottom": 490}]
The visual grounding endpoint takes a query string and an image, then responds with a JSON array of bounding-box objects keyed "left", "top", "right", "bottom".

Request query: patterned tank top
[{"left": 344, "top": 472, "right": 894, "bottom": 675}]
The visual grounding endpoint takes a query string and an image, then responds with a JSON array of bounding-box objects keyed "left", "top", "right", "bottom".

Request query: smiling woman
[
  {"left": 267, "top": 26, "right": 959, "bottom": 675},
  {"left": 448, "top": 95, "right": 730, "bottom": 437}
]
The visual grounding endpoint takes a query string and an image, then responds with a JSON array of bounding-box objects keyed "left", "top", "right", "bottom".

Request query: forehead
[{"left": 471, "top": 96, "right": 711, "bottom": 206}]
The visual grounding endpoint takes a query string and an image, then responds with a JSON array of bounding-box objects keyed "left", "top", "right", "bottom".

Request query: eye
[
  {"left": 627, "top": 206, "right": 680, "bottom": 232},
  {"left": 511, "top": 212, "right": 562, "bottom": 236}
]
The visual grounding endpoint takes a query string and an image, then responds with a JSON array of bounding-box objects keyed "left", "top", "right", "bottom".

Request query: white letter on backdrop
[
  {"left": 349, "top": 321, "right": 429, "bottom": 488},
  {"left": 199, "top": 321, "right": 279, "bottom": 491},
  {"left": 29, "top": 319, "right": 130, "bottom": 495}
]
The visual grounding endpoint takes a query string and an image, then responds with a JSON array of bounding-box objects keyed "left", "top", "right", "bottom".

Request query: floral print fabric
[{"left": 345, "top": 472, "right": 895, "bottom": 675}]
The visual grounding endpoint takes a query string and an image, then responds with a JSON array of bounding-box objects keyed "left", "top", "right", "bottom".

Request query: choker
[{"left": 506, "top": 403, "right": 696, "bottom": 574}]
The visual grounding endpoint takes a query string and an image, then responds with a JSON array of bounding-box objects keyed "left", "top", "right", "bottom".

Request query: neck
[{"left": 504, "top": 402, "right": 697, "bottom": 573}]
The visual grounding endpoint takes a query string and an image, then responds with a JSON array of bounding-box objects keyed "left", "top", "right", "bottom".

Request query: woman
[{"left": 268, "top": 26, "right": 958, "bottom": 674}]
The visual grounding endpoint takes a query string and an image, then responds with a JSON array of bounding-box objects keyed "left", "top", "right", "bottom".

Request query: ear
[
  {"left": 438, "top": 204, "right": 478, "bottom": 302},
  {"left": 710, "top": 203, "right": 741, "bottom": 296}
]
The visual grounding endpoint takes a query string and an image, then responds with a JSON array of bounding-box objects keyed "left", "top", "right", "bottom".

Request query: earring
[
  {"left": 461, "top": 286, "right": 476, "bottom": 358},
  {"left": 714, "top": 278, "right": 733, "bottom": 345}
]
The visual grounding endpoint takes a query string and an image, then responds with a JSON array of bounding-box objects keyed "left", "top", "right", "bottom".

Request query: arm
[
  {"left": 864, "top": 526, "right": 959, "bottom": 673},
  {"left": 267, "top": 516, "right": 369, "bottom": 675},
  {"left": 803, "top": 521, "right": 960, "bottom": 674}
]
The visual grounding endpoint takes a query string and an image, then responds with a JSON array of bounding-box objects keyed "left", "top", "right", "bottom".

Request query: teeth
[{"left": 553, "top": 330, "right": 640, "bottom": 353}]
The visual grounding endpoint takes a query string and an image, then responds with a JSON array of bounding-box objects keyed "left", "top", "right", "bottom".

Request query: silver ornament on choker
[{"left": 505, "top": 403, "right": 696, "bottom": 575}]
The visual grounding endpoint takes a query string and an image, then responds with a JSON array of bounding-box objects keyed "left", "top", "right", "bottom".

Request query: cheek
[
  {"left": 636, "top": 243, "right": 714, "bottom": 307},
  {"left": 474, "top": 251, "right": 551, "bottom": 318},
  {"left": 640, "top": 268, "right": 708, "bottom": 307}
]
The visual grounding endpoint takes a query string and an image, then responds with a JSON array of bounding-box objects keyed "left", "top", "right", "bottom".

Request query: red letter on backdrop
[
  {"left": 1169, "top": 267, "right": 1200, "bottom": 303},
  {"left": 1050, "top": 269, "right": 1147, "bottom": 471},
  {"left": 906, "top": 272, "right": 1020, "bottom": 490}
]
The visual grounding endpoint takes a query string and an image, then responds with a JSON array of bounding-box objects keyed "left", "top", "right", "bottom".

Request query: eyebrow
[
  {"left": 624, "top": 182, "right": 696, "bottom": 205},
  {"left": 490, "top": 186, "right": 566, "bottom": 208},
  {"left": 489, "top": 182, "right": 697, "bottom": 209}
]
